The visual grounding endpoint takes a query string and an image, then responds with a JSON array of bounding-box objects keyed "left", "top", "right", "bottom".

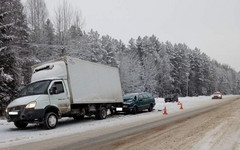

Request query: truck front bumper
[{"left": 6, "top": 106, "right": 45, "bottom": 123}]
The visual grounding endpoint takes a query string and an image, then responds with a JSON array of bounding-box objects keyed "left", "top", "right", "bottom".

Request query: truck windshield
[{"left": 18, "top": 80, "right": 51, "bottom": 97}]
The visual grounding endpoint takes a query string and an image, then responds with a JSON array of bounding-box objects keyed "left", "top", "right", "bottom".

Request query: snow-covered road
[
  {"left": 0, "top": 95, "right": 237, "bottom": 149},
  {"left": 96, "top": 95, "right": 240, "bottom": 150}
]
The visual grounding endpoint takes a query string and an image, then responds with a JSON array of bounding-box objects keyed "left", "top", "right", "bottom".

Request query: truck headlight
[{"left": 25, "top": 101, "right": 37, "bottom": 109}]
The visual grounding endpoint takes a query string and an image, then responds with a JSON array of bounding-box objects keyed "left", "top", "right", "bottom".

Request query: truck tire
[
  {"left": 44, "top": 112, "right": 58, "bottom": 129},
  {"left": 96, "top": 107, "right": 107, "bottom": 120},
  {"left": 14, "top": 121, "right": 28, "bottom": 129}
]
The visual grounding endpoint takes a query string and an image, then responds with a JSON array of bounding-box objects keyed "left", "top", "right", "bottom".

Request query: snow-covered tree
[
  {"left": 0, "top": 0, "right": 28, "bottom": 49},
  {"left": 68, "top": 25, "right": 82, "bottom": 42},
  {"left": 25, "top": 0, "right": 48, "bottom": 43},
  {"left": 42, "top": 19, "right": 55, "bottom": 44},
  {"left": 154, "top": 41, "right": 173, "bottom": 97},
  {"left": 0, "top": 0, "right": 28, "bottom": 115},
  {"left": 101, "top": 35, "right": 118, "bottom": 67},
  {"left": 167, "top": 43, "right": 190, "bottom": 96}
]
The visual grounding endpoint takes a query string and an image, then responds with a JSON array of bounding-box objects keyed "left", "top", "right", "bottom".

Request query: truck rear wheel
[
  {"left": 44, "top": 112, "right": 58, "bottom": 129},
  {"left": 96, "top": 107, "right": 107, "bottom": 120},
  {"left": 14, "top": 121, "right": 28, "bottom": 129}
]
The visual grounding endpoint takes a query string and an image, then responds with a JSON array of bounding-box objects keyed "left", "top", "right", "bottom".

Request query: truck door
[{"left": 48, "top": 80, "right": 70, "bottom": 114}]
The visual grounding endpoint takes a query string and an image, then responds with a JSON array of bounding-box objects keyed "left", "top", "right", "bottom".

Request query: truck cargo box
[
  {"left": 31, "top": 56, "right": 123, "bottom": 104},
  {"left": 66, "top": 57, "right": 123, "bottom": 104}
]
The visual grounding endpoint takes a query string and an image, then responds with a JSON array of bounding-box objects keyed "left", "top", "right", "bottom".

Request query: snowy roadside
[{"left": 0, "top": 95, "right": 237, "bottom": 148}]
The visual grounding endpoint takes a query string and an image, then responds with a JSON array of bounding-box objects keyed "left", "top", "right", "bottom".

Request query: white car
[{"left": 211, "top": 92, "right": 222, "bottom": 99}]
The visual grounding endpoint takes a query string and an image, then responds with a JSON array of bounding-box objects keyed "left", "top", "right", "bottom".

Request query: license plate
[
  {"left": 116, "top": 107, "right": 123, "bottom": 111},
  {"left": 9, "top": 112, "right": 18, "bottom": 115}
]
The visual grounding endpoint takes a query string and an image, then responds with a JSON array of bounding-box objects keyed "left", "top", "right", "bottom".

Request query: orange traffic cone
[
  {"left": 180, "top": 103, "right": 183, "bottom": 110},
  {"left": 177, "top": 101, "right": 181, "bottom": 105},
  {"left": 163, "top": 107, "right": 168, "bottom": 115}
]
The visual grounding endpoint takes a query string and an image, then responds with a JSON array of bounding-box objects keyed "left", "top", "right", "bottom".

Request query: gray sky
[{"left": 34, "top": 0, "right": 240, "bottom": 71}]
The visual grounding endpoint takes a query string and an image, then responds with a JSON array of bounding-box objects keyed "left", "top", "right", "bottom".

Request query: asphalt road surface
[{"left": 3, "top": 96, "right": 240, "bottom": 150}]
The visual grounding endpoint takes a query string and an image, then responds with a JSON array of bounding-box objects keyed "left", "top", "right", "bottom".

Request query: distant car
[
  {"left": 164, "top": 94, "right": 178, "bottom": 103},
  {"left": 211, "top": 92, "right": 222, "bottom": 99},
  {"left": 122, "top": 92, "right": 155, "bottom": 114}
]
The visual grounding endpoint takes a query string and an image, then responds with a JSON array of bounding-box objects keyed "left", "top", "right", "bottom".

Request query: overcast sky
[{"left": 26, "top": 0, "right": 240, "bottom": 71}]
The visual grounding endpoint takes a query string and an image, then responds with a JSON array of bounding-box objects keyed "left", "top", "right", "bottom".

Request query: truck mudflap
[{"left": 6, "top": 106, "right": 45, "bottom": 123}]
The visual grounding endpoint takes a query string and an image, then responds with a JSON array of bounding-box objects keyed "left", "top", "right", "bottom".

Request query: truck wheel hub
[
  {"left": 48, "top": 115, "right": 57, "bottom": 127},
  {"left": 102, "top": 110, "right": 107, "bottom": 118}
]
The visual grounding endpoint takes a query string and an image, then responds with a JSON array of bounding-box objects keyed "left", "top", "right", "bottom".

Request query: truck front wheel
[
  {"left": 14, "top": 121, "right": 28, "bottom": 129},
  {"left": 44, "top": 112, "right": 58, "bottom": 129}
]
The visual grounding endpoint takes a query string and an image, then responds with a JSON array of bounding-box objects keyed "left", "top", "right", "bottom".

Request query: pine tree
[
  {"left": 154, "top": 41, "right": 173, "bottom": 97},
  {"left": 101, "top": 35, "right": 118, "bottom": 67},
  {"left": 120, "top": 45, "right": 144, "bottom": 93},
  {"left": 87, "top": 30, "right": 107, "bottom": 63},
  {"left": 68, "top": 25, "right": 83, "bottom": 41},
  {"left": 42, "top": 19, "right": 55, "bottom": 44},
  {"left": 135, "top": 36, "right": 147, "bottom": 91},
  {"left": 0, "top": 0, "right": 28, "bottom": 115},
  {"left": 167, "top": 43, "right": 190, "bottom": 96},
  {"left": 26, "top": 0, "right": 48, "bottom": 43}
]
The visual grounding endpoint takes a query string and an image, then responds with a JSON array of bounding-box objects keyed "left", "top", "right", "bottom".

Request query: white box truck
[{"left": 5, "top": 56, "right": 123, "bottom": 129}]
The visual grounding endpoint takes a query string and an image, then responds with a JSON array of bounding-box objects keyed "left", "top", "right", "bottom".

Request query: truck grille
[
  {"left": 8, "top": 105, "right": 25, "bottom": 112},
  {"left": 7, "top": 105, "right": 26, "bottom": 121}
]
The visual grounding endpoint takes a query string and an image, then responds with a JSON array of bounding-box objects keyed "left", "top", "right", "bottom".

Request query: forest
[{"left": 1, "top": 0, "right": 240, "bottom": 115}]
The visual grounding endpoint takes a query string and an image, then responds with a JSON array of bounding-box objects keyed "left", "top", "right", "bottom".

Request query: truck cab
[{"left": 6, "top": 79, "right": 70, "bottom": 129}]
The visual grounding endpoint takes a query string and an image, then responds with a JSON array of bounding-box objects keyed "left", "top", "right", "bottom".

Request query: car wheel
[
  {"left": 132, "top": 106, "right": 138, "bottom": 114},
  {"left": 148, "top": 104, "right": 153, "bottom": 112},
  {"left": 44, "top": 112, "right": 58, "bottom": 129},
  {"left": 14, "top": 121, "right": 28, "bottom": 129}
]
